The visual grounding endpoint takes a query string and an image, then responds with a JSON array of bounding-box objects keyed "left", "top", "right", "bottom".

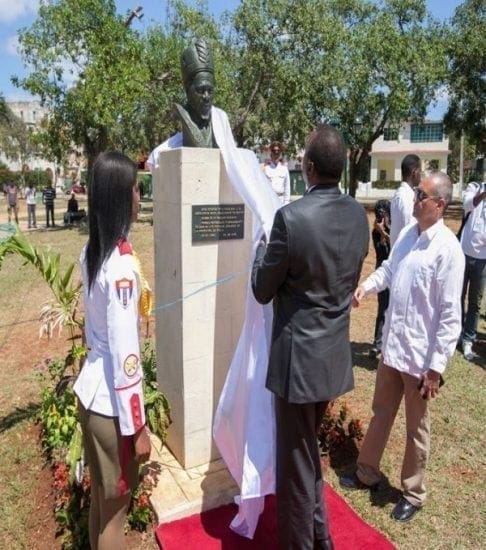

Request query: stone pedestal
[{"left": 152, "top": 148, "right": 252, "bottom": 469}]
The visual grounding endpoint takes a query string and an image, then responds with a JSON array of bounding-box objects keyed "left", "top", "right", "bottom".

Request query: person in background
[
  {"left": 370, "top": 199, "right": 391, "bottom": 358},
  {"left": 73, "top": 152, "right": 151, "bottom": 549},
  {"left": 64, "top": 193, "right": 79, "bottom": 225},
  {"left": 5, "top": 182, "right": 19, "bottom": 224},
  {"left": 25, "top": 182, "right": 37, "bottom": 229},
  {"left": 341, "top": 171, "right": 464, "bottom": 523},
  {"left": 262, "top": 141, "right": 291, "bottom": 205},
  {"left": 459, "top": 181, "right": 486, "bottom": 361},
  {"left": 42, "top": 181, "right": 56, "bottom": 227},
  {"left": 252, "top": 124, "right": 369, "bottom": 549},
  {"left": 390, "top": 154, "right": 421, "bottom": 247}
]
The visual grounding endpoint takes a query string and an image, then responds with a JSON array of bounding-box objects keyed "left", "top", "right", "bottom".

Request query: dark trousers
[
  {"left": 461, "top": 254, "right": 486, "bottom": 344},
  {"left": 45, "top": 204, "right": 55, "bottom": 226},
  {"left": 373, "top": 289, "right": 389, "bottom": 350},
  {"left": 275, "top": 396, "right": 330, "bottom": 550}
]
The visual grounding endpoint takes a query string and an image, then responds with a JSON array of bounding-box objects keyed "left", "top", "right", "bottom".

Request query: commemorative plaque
[{"left": 192, "top": 204, "right": 245, "bottom": 242}]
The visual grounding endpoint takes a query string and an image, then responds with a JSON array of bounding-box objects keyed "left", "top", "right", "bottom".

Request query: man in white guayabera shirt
[
  {"left": 389, "top": 154, "right": 421, "bottom": 247},
  {"left": 459, "top": 181, "right": 486, "bottom": 361},
  {"left": 340, "top": 171, "right": 464, "bottom": 523}
]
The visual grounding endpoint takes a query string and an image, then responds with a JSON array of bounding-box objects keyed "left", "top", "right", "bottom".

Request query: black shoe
[
  {"left": 339, "top": 472, "right": 379, "bottom": 491},
  {"left": 390, "top": 497, "right": 420, "bottom": 522},
  {"left": 314, "top": 536, "right": 334, "bottom": 550}
]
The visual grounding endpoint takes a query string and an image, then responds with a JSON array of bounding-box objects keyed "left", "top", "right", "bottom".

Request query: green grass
[
  {"left": 327, "top": 331, "right": 486, "bottom": 549},
  {"left": 0, "top": 213, "right": 484, "bottom": 549}
]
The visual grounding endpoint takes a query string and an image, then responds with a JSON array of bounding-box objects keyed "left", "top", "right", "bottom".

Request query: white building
[
  {"left": 370, "top": 120, "right": 450, "bottom": 181},
  {"left": 0, "top": 101, "right": 57, "bottom": 174},
  {"left": 1, "top": 100, "right": 85, "bottom": 190}
]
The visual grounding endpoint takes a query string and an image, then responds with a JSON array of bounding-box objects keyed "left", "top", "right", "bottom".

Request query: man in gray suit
[{"left": 252, "top": 124, "right": 369, "bottom": 550}]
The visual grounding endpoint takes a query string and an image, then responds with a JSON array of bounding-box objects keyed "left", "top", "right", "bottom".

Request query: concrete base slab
[{"left": 148, "top": 433, "right": 239, "bottom": 525}]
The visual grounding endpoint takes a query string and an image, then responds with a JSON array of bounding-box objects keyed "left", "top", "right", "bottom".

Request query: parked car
[{"left": 65, "top": 184, "right": 86, "bottom": 195}]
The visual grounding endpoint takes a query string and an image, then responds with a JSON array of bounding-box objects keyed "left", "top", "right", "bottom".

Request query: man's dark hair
[
  {"left": 86, "top": 151, "right": 137, "bottom": 290},
  {"left": 401, "top": 154, "right": 420, "bottom": 180},
  {"left": 305, "top": 124, "right": 346, "bottom": 182}
]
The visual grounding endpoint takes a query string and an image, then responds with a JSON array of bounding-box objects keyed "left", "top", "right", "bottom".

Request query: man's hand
[
  {"left": 133, "top": 426, "right": 151, "bottom": 463},
  {"left": 473, "top": 184, "right": 486, "bottom": 207},
  {"left": 352, "top": 286, "right": 365, "bottom": 308},
  {"left": 418, "top": 370, "right": 441, "bottom": 400}
]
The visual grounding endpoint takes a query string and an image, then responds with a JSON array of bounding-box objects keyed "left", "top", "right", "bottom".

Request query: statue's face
[{"left": 186, "top": 72, "right": 214, "bottom": 121}]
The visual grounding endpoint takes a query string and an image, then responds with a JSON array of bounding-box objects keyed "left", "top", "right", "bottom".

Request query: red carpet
[{"left": 156, "top": 484, "right": 396, "bottom": 549}]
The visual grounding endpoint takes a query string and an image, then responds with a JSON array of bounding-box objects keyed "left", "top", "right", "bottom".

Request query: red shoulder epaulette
[{"left": 117, "top": 239, "right": 133, "bottom": 255}]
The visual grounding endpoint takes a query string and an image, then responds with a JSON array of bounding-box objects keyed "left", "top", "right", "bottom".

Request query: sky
[{"left": 0, "top": 0, "right": 464, "bottom": 118}]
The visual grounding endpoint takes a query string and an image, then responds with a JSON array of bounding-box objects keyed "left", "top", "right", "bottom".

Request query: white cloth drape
[
  {"left": 212, "top": 108, "right": 280, "bottom": 538},
  {"left": 148, "top": 107, "right": 280, "bottom": 538}
]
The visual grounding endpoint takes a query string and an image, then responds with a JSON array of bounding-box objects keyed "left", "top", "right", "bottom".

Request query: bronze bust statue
[{"left": 175, "top": 39, "right": 218, "bottom": 148}]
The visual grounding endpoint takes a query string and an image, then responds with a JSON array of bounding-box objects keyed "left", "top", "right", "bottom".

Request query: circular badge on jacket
[{"left": 123, "top": 354, "right": 139, "bottom": 377}]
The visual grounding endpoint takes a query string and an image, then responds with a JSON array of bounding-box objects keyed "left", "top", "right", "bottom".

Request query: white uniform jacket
[
  {"left": 74, "top": 240, "right": 145, "bottom": 436},
  {"left": 461, "top": 182, "right": 486, "bottom": 260},
  {"left": 262, "top": 160, "right": 291, "bottom": 204}
]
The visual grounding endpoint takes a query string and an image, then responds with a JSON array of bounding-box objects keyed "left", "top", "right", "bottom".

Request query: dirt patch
[{"left": 25, "top": 424, "right": 59, "bottom": 550}]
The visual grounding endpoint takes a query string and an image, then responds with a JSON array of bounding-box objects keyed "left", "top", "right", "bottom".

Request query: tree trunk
[
  {"left": 84, "top": 126, "right": 108, "bottom": 183},
  {"left": 348, "top": 148, "right": 371, "bottom": 198},
  {"left": 348, "top": 148, "right": 360, "bottom": 198}
]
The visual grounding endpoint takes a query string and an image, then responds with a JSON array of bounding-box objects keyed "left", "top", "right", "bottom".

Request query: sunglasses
[
  {"left": 271, "top": 149, "right": 281, "bottom": 154},
  {"left": 414, "top": 187, "right": 440, "bottom": 202}
]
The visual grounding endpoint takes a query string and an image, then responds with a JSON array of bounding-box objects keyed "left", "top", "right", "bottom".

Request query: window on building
[
  {"left": 20, "top": 110, "right": 24, "bottom": 120},
  {"left": 383, "top": 128, "right": 399, "bottom": 141},
  {"left": 427, "top": 159, "right": 439, "bottom": 170},
  {"left": 410, "top": 123, "right": 443, "bottom": 142},
  {"left": 32, "top": 110, "right": 36, "bottom": 121},
  {"left": 379, "top": 170, "right": 387, "bottom": 181}
]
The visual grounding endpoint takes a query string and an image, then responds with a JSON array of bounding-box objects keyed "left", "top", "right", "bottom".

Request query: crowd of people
[
  {"left": 12, "top": 38, "right": 482, "bottom": 550},
  {"left": 2, "top": 182, "right": 87, "bottom": 228},
  {"left": 255, "top": 137, "right": 485, "bottom": 545},
  {"left": 3, "top": 142, "right": 483, "bottom": 550}
]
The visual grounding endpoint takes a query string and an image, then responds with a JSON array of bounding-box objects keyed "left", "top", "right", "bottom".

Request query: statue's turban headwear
[{"left": 181, "top": 39, "right": 215, "bottom": 88}]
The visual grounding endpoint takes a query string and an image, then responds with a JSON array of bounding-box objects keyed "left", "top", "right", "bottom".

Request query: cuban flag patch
[{"left": 115, "top": 278, "right": 134, "bottom": 308}]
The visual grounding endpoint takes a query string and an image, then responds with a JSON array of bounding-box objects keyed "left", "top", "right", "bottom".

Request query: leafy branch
[{"left": 0, "top": 230, "right": 82, "bottom": 349}]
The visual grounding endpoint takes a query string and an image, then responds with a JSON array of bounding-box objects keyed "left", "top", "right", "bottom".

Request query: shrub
[
  {"left": 24, "top": 169, "right": 52, "bottom": 188},
  {"left": 0, "top": 167, "right": 21, "bottom": 188},
  {"left": 318, "top": 401, "right": 363, "bottom": 456},
  {"left": 37, "top": 341, "right": 170, "bottom": 547},
  {"left": 372, "top": 180, "right": 401, "bottom": 190}
]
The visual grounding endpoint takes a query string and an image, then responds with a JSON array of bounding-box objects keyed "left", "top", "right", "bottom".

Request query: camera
[{"left": 376, "top": 209, "right": 387, "bottom": 223}]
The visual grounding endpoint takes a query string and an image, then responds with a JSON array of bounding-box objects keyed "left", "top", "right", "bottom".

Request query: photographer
[
  {"left": 459, "top": 181, "right": 486, "bottom": 361},
  {"left": 371, "top": 199, "right": 391, "bottom": 358}
]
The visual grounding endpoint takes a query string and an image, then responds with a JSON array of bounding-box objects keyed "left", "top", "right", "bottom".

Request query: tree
[
  {"left": 444, "top": 0, "right": 486, "bottom": 155},
  {"left": 132, "top": 0, "right": 226, "bottom": 155},
  {"left": 0, "top": 101, "right": 39, "bottom": 182},
  {"left": 309, "top": 0, "right": 447, "bottom": 196},
  {"left": 13, "top": 0, "right": 150, "bottom": 175},
  {"left": 447, "top": 133, "right": 478, "bottom": 184},
  {"left": 0, "top": 94, "right": 9, "bottom": 124},
  {"left": 222, "top": 0, "right": 446, "bottom": 197}
]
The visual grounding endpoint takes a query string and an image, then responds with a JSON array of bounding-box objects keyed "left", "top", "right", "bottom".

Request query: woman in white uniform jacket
[{"left": 73, "top": 151, "right": 151, "bottom": 549}]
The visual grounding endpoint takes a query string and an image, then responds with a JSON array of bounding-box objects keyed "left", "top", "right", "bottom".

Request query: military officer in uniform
[{"left": 262, "top": 141, "right": 291, "bottom": 205}]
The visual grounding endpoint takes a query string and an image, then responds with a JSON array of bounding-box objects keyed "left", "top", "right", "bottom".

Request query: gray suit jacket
[{"left": 252, "top": 185, "right": 369, "bottom": 403}]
